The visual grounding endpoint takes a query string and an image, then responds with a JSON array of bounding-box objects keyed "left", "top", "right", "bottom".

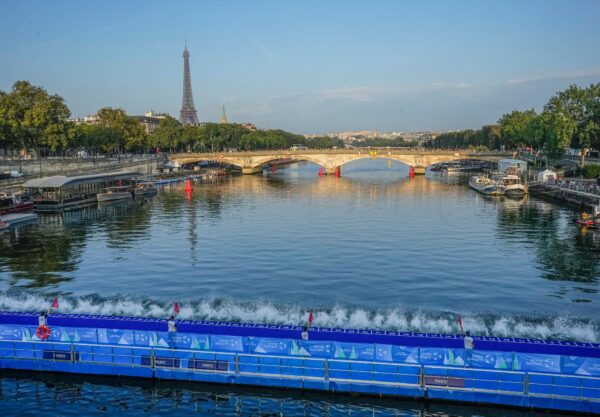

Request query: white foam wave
[{"left": 0, "top": 293, "right": 598, "bottom": 343}]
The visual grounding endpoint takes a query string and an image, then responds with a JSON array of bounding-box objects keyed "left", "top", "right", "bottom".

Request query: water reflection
[
  {"left": 496, "top": 197, "right": 599, "bottom": 293},
  {"left": 0, "top": 160, "right": 598, "bottom": 320},
  {"left": 0, "top": 370, "right": 566, "bottom": 417}
]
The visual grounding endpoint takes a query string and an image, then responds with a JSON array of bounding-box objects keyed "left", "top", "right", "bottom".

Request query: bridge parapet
[{"left": 172, "top": 150, "right": 512, "bottom": 175}]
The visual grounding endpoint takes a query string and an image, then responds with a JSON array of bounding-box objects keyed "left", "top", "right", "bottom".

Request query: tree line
[
  {"left": 427, "top": 83, "right": 600, "bottom": 165},
  {"left": 0, "top": 81, "right": 346, "bottom": 158}
]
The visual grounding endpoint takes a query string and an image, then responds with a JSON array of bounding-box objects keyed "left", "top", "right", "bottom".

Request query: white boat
[
  {"left": 493, "top": 173, "right": 528, "bottom": 197},
  {"left": 469, "top": 175, "right": 505, "bottom": 196},
  {"left": 133, "top": 182, "right": 158, "bottom": 196},
  {"left": 97, "top": 186, "right": 132, "bottom": 202}
]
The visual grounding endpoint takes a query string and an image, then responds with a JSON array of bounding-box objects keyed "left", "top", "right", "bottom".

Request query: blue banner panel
[
  {"left": 248, "top": 337, "right": 290, "bottom": 355},
  {"left": 210, "top": 335, "right": 245, "bottom": 353},
  {"left": 375, "top": 344, "right": 419, "bottom": 363},
  {"left": 188, "top": 359, "right": 229, "bottom": 371},
  {"left": 294, "top": 340, "right": 334, "bottom": 358},
  {"left": 332, "top": 342, "right": 375, "bottom": 361},
  {"left": 47, "top": 327, "right": 97, "bottom": 343},
  {"left": 146, "top": 332, "right": 210, "bottom": 350},
  {"left": 420, "top": 348, "right": 465, "bottom": 366},
  {"left": 562, "top": 356, "right": 600, "bottom": 376},
  {"left": 513, "top": 353, "right": 561, "bottom": 373},
  {"left": 0, "top": 325, "right": 23, "bottom": 341},
  {"left": 468, "top": 350, "right": 514, "bottom": 370},
  {"left": 97, "top": 328, "right": 134, "bottom": 345}
]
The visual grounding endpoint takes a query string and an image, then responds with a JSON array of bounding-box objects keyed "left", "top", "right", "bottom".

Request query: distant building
[
  {"left": 241, "top": 123, "right": 257, "bottom": 131},
  {"left": 145, "top": 110, "right": 169, "bottom": 119},
  {"left": 130, "top": 115, "right": 162, "bottom": 133},
  {"left": 220, "top": 105, "right": 228, "bottom": 124},
  {"left": 179, "top": 44, "right": 200, "bottom": 125}
]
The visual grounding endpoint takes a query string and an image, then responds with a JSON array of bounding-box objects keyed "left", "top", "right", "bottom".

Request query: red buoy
[
  {"left": 334, "top": 167, "right": 341, "bottom": 177},
  {"left": 318, "top": 167, "right": 324, "bottom": 177},
  {"left": 409, "top": 166, "right": 415, "bottom": 179},
  {"left": 184, "top": 178, "right": 193, "bottom": 192},
  {"left": 271, "top": 164, "right": 277, "bottom": 174}
]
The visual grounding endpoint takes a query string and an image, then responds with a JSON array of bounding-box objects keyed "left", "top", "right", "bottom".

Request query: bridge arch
[{"left": 172, "top": 151, "right": 510, "bottom": 175}]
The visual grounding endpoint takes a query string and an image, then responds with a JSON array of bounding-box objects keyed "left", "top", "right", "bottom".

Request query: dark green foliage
[
  {"left": 579, "top": 164, "right": 600, "bottom": 179},
  {"left": 426, "top": 83, "right": 600, "bottom": 168}
]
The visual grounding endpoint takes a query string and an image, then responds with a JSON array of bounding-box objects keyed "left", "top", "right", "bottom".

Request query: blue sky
[{"left": 1, "top": 0, "right": 599, "bottom": 133}]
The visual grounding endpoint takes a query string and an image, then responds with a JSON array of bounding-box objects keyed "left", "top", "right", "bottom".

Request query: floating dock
[
  {"left": 0, "top": 312, "right": 598, "bottom": 414},
  {"left": 0, "top": 212, "right": 37, "bottom": 228}
]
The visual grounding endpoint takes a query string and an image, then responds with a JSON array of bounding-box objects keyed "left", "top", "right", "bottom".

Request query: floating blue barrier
[{"left": 0, "top": 312, "right": 598, "bottom": 414}]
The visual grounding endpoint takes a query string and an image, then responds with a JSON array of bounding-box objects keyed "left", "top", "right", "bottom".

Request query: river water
[{"left": 0, "top": 159, "right": 598, "bottom": 415}]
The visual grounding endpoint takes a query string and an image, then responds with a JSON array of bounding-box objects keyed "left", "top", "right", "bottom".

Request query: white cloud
[
  {"left": 317, "top": 86, "right": 376, "bottom": 101},
  {"left": 505, "top": 67, "right": 600, "bottom": 85},
  {"left": 428, "top": 82, "right": 472, "bottom": 90}
]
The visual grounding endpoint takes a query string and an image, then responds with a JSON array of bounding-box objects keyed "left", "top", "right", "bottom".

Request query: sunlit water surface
[{"left": 0, "top": 159, "right": 599, "bottom": 342}]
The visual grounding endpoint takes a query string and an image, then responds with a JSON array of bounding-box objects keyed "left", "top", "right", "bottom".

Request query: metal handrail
[{"left": 1, "top": 339, "right": 599, "bottom": 403}]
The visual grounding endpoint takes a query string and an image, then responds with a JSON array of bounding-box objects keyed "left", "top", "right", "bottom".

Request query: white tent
[{"left": 537, "top": 169, "right": 556, "bottom": 183}]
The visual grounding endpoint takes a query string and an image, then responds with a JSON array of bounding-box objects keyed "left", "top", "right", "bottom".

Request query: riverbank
[{"left": 529, "top": 180, "right": 600, "bottom": 210}]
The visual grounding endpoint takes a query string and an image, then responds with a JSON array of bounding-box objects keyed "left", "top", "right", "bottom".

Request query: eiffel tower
[{"left": 179, "top": 43, "right": 199, "bottom": 125}]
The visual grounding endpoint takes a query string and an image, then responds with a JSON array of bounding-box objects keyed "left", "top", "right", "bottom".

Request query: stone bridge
[{"left": 172, "top": 149, "right": 513, "bottom": 174}]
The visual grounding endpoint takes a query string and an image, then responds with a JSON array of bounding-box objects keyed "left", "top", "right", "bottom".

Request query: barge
[
  {"left": 0, "top": 311, "right": 598, "bottom": 414},
  {"left": 23, "top": 171, "right": 139, "bottom": 211}
]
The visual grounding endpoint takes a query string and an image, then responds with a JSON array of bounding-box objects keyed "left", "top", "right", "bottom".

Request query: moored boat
[
  {"left": 0, "top": 192, "right": 34, "bottom": 214},
  {"left": 468, "top": 175, "right": 505, "bottom": 195},
  {"left": 24, "top": 172, "right": 139, "bottom": 211},
  {"left": 133, "top": 182, "right": 158, "bottom": 196},
  {"left": 97, "top": 186, "right": 132, "bottom": 202},
  {"left": 493, "top": 173, "right": 528, "bottom": 197}
]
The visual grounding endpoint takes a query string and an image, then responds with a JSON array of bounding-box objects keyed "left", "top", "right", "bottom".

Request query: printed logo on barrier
[
  {"left": 140, "top": 356, "right": 181, "bottom": 368},
  {"left": 425, "top": 375, "right": 465, "bottom": 388},
  {"left": 42, "top": 350, "right": 79, "bottom": 362},
  {"left": 484, "top": 354, "right": 495, "bottom": 365},
  {"left": 188, "top": 359, "right": 229, "bottom": 372}
]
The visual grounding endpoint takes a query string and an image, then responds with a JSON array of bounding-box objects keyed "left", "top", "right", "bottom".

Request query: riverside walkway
[{"left": 172, "top": 149, "right": 511, "bottom": 174}]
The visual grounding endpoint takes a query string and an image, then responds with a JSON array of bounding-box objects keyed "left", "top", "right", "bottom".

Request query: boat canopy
[{"left": 23, "top": 171, "right": 139, "bottom": 189}]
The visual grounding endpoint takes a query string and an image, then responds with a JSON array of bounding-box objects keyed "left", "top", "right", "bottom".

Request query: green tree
[
  {"left": 498, "top": 109, "right": 537, "bottom": 149},
  {"left": 150, "top": 115, "right": 183, "bottom": 152},
  {"left": 538, "top": 111, "right": 576, "bottom": 162},
  {"left": 0, "top": 81, "right": 71, "bottom": 157},
  {"left": 96, "top": 107, "right": 146, "bottom": 155},
  {"left": 544, "top": 83, "right": 600, "bottom": 166}
]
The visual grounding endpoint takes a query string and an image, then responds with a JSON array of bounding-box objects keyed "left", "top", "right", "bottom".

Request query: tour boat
[
  {"left": 468, "top": 175, "right": 505, "bottom": 196},
  {"left": 0, "top": 192, "right": 34, "bottom": 214},
  {"left": 97, "top": 186, "right": 132, "bottom": 202},
  {"left": 133, "top": 182, "right": 158, "bottom": 196},
  {"left": 24, "top": 172, "right": 139, "bottom": 211},
  {"left": 493, "top": 173, "right": 528, "bottom": 197}
]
